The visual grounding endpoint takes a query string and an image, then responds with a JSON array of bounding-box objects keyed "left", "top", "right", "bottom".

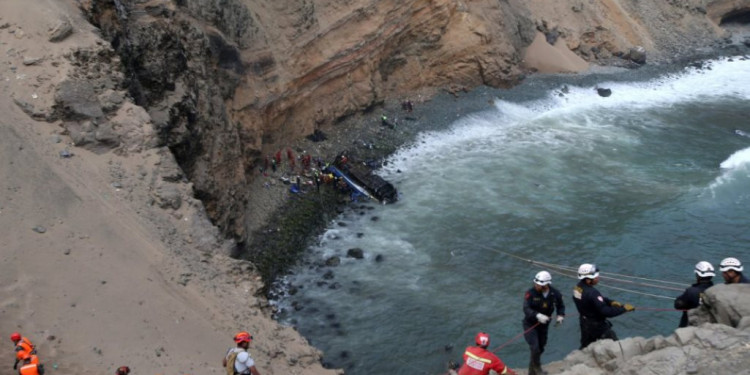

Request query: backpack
[{"left": 225, "top": 349, "right": 242, "bottom": 375}]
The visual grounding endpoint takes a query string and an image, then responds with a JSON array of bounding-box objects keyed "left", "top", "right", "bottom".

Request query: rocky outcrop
[
  {"left": 540, "top": 284, "right": 750, "bottom": 375},
  {"left": 76, "top": 0, "right": 750, "bottom": 252}
]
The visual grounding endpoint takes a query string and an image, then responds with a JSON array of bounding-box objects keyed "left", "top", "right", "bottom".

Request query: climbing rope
[{"left": 463, "top": 241, "right": 686, "bottom": 299}]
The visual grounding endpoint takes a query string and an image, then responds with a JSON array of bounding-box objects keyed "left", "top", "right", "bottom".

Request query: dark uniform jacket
[
  {"left": 523, "top": 286, "right": 565, "bottom": 325},
  {"left": 572, "top": 280, "right": 626, "bottom": 322},
  {"left": 674, "top": 279, "right": 713, "bottom": 328}
]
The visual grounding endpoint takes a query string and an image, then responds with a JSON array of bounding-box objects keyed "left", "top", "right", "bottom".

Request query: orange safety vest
[
  {"left": 19, "top": 362, "right": 42, "bottom": 375},
  {"left": 15, "top": 338, "right": 36, "bottom": 360}
]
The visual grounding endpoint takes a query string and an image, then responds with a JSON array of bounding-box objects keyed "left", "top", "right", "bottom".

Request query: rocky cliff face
[
  {"left": 539, "top": 284, "right": 750, "bottom": 375},
  {"left": 76, "top": 0, "right": 750, "bottom": 246}
]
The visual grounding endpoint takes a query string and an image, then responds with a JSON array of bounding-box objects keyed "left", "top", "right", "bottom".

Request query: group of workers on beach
[{"left": 453, "top": 257, "right": 747, "bottom": 375}]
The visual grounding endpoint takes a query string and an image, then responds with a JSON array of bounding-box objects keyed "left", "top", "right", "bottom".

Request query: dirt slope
[{"left": 0, "top": 1, "right": 337, "bottom": 374}]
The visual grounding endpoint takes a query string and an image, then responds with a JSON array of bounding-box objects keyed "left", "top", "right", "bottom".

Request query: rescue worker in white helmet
[
  {"left": 522, "top": 271, "right": 565, "bottom": 375},
  {"left": 674, "top": 261, "right": 714, "bottom": 328},
  {"left": 719, "top": 257, "right": 748, "bottom": 284},
  {"left": 572, "top": 264, "right": 634, "bottom": 349}
]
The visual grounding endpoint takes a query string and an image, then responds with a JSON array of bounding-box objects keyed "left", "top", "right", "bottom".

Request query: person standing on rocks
[
  {"left": 457, "top": 332, "right": 516, "bottom": 375},
  {"left": 522, "top": 271, "right": 565, "bottom": 375},
  {"left": 223, "top": 331, "right": 261, "bottom": 375},
  {"left": 719, "top": 257, "right": 748, "bottom": 284},
  {"left": 572, "top": 264, "right": 634, "bottom": 349},
  {"left": 674, "top": 261, "right": 715, "bottom": 328}
]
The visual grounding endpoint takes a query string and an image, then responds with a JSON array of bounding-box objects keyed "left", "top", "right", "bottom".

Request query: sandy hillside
[{"left": 0, "top": 1, "right": 337, "bottom": 374}]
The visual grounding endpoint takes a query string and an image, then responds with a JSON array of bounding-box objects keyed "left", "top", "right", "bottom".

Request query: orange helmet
[
  {"left": 233, "top": 331, "right": 252, "bottom": 344},
  {"left": 475, "top": 332, "right": 490, "bottom": 347},
  {"left": 10, "top": 332, "right": 21, "bottom": 342}
]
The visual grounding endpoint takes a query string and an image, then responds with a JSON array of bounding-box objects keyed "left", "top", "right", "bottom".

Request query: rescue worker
[
  {"left": 17, "top": 354, "right": 43, "bottom": 375},
  {"left": 115, "top": 366, "right": 130, "bottom": 375},
  {"left": 457, "top": 332, "right": 516, "bottom": 375},
  {"left": 572, "top": 263, "right": 635, "bottom": 349},
  {"left": 719, "top": 257, "right": 748, "bottom": 284},
  {"left": 10, "top": 333, "right": 35, "bottom": 370},
  {"left": 674, "top": 261, "right": 714, "bottom": 327},
  {"left": 223, "top": 331, "right": 261, "bottom": 375},
  {"left": 523, "top": 271, "right": 565, "bottom": 375}
]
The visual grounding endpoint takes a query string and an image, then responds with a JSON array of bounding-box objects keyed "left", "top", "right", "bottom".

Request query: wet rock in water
[
  {"left": 340, "top": 351, "right": 350, "bottom": 359},
  {"left": 32, "top": 226, "right": 47, "bottom": 234},
  {"left": 356, "top": 232, "right": 364, "bottom": 238},
  {"left": 328, "top": 282, "right": 341, "bottom": 289},
  {"left": 337, "top": 221, "right": 347, "bottom": 227},
  {"left": 322, "top": 270, "right": 335, "bottom": 280},
  {"left": 371, "top": 216, "right": 379, "bottom": 221},
  {"left": 597, "top": 88, "right": 612, "bottom": 97},
  {"left": 375, "top": 254, "right": 385, "bottom": 262},
  {"left": 292, "top": 301, "right": 303, "bottom": 311},
  {"left": 325, "top": 256, "right": 341, "bottom": 267},
  {"left": 288, "top": 286, "right": 298, "bottom": 296},
  {"left": 326, "top": 313, "right": 336, "bottom": 320},
  {"left": 346, "top": 248, "right": 364, "bottom": 259}
]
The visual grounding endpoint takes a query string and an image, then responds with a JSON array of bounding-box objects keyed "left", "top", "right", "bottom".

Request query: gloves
[
  {"left": 13, "top": 362, "right": 18, "bottom": 370},
  {"left": 611, "top": 301, "right": 623, "bottom": 307},
  {"left": 536, "top": 313, "right": 550, "bottom": 324},
  {"left": 556, "top": 315, "right": 565, "bottom": 325},
  {"left": 624, "top": 303, "right": 635, "bottom": 312}
]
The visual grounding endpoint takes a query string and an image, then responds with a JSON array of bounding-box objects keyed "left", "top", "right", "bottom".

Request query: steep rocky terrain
[
  {"left": 76, "top": 0, "right": 750, "bottom": 255},
  {"left": 2, "top": 0, "right": 749, "bottom": 374}
]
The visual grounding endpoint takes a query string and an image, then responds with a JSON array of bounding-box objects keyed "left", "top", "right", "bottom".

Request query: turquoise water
[{"left": 274, "top": 57, "right": 750, "bottom": 374}]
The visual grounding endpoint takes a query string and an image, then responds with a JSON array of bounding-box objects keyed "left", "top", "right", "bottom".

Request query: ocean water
[{"left": 273, "top": 56, "right": 750, "bottom": 374}]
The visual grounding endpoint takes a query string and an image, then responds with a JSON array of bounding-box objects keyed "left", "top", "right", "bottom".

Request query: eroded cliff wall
[{"left": 78, "top": 0, "right": 749, "bottom": 245}]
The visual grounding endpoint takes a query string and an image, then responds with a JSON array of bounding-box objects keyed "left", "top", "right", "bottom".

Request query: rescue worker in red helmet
[
  {"left": 17, "top": 353, "right": 43, "bottom": 375},
  {"left": 10, "top": 333, "right": 36, "bottom": 370},
  {"left": 115, "top": 366, "right": 130, "bottom": 375},
  {"left": 573, "top": 263, "right": 635, "bottom": 349},
  {"left": 457, "top": 332, "right": 516, "bottom": 375},
  {"left": 223, "top": 331, "right": 261, "bottom": 375},
  {"left": 523, "top": 271, "right": 565, "bottom": 375}
]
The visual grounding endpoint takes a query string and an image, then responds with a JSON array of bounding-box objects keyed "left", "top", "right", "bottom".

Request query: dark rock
[
  {"left": 306, "top": 129, "right": 327, "bottom": 142},
  {"left": 371, "top": 216, "right": 379, "bottom": 221},
  {"left": 322, "top": 270, "right": 334, "bottom": 280},
  {"left": 325, "top": 256, "right": 341, "bottom": 267},
  {"left": 59, "top": 149, "right": 74, "bottom": 158},
  {"left": 346, "top": 248, "right": 364, "bottom": 259},
  {"left": 626, "top": 46, "right": 647, "bottom": 65},
  {"left": 54, "top": 80, "right": 104, "bottom": 120},
  {"left": 596, "top": 88, "right": 612, "bottom": 97},
  {"left": 32, "top": 226, "right": 47, "bottom": 234},
  {"left": 374, "top": 254, "right": 384, "bottom": 262}
]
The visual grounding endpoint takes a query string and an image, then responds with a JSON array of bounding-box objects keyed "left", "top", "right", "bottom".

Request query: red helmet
[
  {"left": 116, "top": 366, "right": 131, "bottom": 375},
  {"left": 10, "top": 332, "right": 21, "bottom": 342},
  {"left": 234, "top": 331, "right": 252, "bottom": 344},
  {"left": 475, "top": 332, "right": 490, "bottom": 347}
]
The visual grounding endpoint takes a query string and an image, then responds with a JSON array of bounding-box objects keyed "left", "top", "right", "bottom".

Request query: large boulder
[{"left": 691, "top": 284, "right": 750, "bottom": 327}]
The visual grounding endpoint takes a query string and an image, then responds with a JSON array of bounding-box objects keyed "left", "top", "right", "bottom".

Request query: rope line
[
  {"left": 491, "top": 322, "right": 540, "bottom": 353},
  {"left": 464, "top": 241, "right": 685, "bottom": 298}
]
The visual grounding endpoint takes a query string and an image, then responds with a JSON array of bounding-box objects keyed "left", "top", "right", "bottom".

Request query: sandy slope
[{"left": 0, "top": 1, "right": 337, "bottom": 374}]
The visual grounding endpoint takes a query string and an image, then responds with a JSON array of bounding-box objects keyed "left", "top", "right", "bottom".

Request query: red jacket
[{"left": 458, "top": 346, "right": 510, "bottom": 375}]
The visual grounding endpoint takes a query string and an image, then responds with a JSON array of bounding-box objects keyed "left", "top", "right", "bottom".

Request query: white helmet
[
  {"left": 694, "top": 261, "right": 715, "bottom": 278},
  {"left": 534, "top": 271, "right": 552, "bottom": 286},
  {"left": 577, "top": 263, "right": 599, "bottom": 280},
  {"left": 719, "top": 257, "right": 743, "bottom": 272}
]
